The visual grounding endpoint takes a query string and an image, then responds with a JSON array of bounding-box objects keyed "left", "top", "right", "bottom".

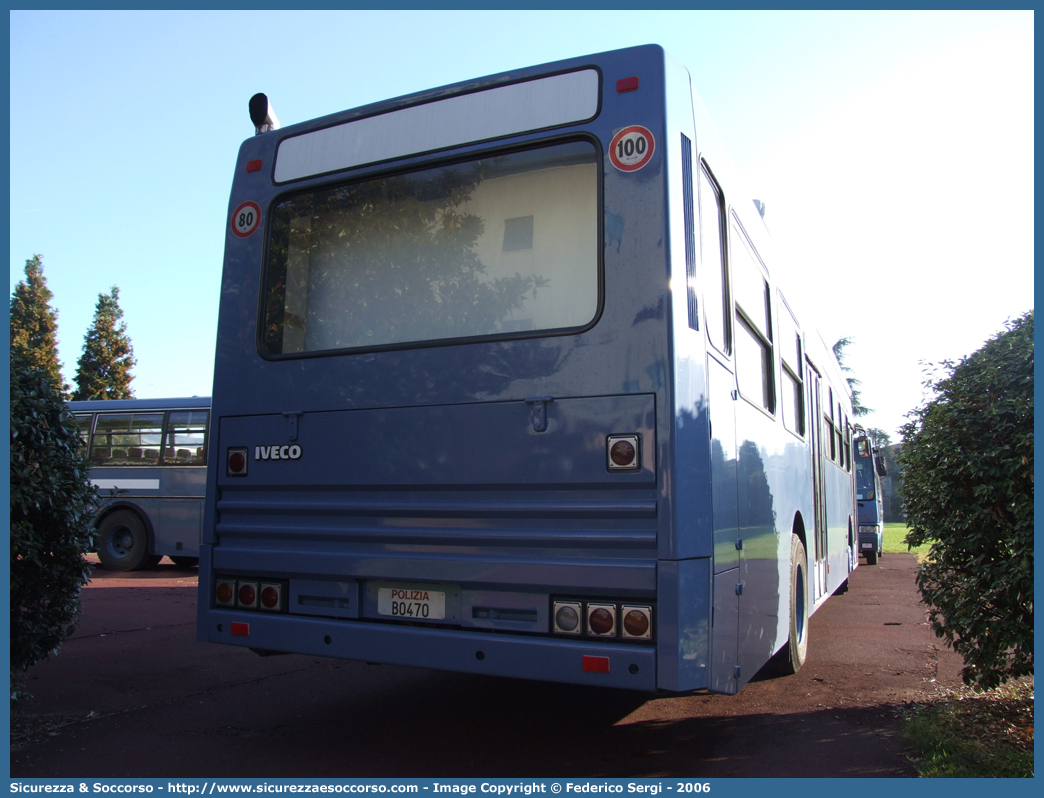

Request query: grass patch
[
  {"left": 883, "top": 523, "right": 930, "bottom": 559},
  {"left": 902, "top": 677, "right": 1034, "bottom": 777}
]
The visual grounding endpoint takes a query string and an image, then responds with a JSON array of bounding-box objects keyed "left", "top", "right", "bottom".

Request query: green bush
[
  {"left": 10, "top": 350, "right": 96, "bottom": 707},
  {"left": 899, "top": 311, "right": 1033, "bottom": 690}
]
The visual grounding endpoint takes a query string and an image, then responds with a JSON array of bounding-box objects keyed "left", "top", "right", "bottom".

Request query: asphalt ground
[{"left": 10, "top": 552, "right": 965, "bottom": 778}]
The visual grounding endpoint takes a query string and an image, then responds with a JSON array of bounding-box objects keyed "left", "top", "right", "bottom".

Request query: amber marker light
[
  {"left": 621, "top": 606, "right": 653, "bottom": 640},
  {"left": 215, "top": 580, "right": 235, "bottom": 606}
]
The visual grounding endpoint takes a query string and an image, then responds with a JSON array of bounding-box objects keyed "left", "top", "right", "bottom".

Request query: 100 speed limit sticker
[
  {"left": 609, "top": 125, "right": 655, "bottom": 172},
  {"left": 231, "top": 201, "right": 262, "bottom": 238}
]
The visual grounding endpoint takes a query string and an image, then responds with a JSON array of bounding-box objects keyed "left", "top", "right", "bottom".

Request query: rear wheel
[
  {"left": 778, "top": 535, "right": 809, "bottom": 674},
  {"left": 865, "top": 549, "right": 878, "bottom": 565},
  {"left": 95, "top": 510, "right": 152, "bottom": 571}
]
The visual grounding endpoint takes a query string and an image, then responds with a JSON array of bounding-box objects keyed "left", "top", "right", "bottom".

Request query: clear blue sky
[{"left": 9, "top": 10, "right": 1034, "bottom": 440}]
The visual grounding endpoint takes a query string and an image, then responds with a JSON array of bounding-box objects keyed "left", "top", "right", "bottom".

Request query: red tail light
[
  {"left": 586, "top": 603, "right": 617, "bottom": 636},
  {"left": 237, "top": 581, "right": 258, "bottom": 608},
  {"left": 260, "top": 583, "right": 283, "bottom": 611}
]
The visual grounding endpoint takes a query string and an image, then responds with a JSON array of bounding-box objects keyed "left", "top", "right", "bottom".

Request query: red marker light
[
  {"left": 616, "top": 77, "right": 639, "bottom": 93},
  {"left": 610, "top": 440, "right": 636, "bottom": 466},
  {"left": 227, "top": 447, "right": 248, "bottom": 477},
  {"left": 246, "top": 159, "right": 263, "bottom": 173},
  {"left": 231, "top": 622, "right": 250, "bottom": 637}
]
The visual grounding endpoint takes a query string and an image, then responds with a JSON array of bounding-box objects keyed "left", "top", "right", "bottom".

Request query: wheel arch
[{"left": 791, "top": 511, "right": 807, "bottom": 561}]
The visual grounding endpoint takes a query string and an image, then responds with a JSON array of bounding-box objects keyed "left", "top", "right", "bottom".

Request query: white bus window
[{"left": 262, "top": 140, "right": 598, "bottom": 355}]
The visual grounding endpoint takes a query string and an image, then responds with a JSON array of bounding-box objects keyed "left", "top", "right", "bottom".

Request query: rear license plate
[
  {"left": 377, "top": 586, "right": 446, "bottom": 620},
  {"left": 861, "top": 543, "right": 873, "bottom": 549}
]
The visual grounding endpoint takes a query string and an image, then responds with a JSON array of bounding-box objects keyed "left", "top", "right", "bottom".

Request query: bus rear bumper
[{"left": 200, "top": 609, "right": 658, "bottom": 691}]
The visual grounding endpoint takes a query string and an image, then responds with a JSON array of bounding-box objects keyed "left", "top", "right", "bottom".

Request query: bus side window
[
  {"left": 164, "top": 411, "right": 209, "bottom": 465},
  {"left": 844, "top": 416, "right": 852, "bottom": 470},
  {"left": 681, "top": 135, "right": 697, "bottom": 330},
  {"left": 730, "top": 218, "right": 774, "bottom": 413},
  {"left": 778, "top": 297, "right": 804, "bottom": 436},
  {"left": 73, "top": 414, "right": 93, "bottom": 449},
  {"left": 699, "top": 161, "right": 728, "bottom": 353},
  {"left": 93, "top": 413, "right": 164, "bottom": 466},
  {"left": 824, "top": 389, "right": 837, "bottom": 462}
]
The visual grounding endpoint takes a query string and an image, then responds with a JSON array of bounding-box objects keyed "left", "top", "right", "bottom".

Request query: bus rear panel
[{"left": 199, "top": 45, "right": 855, "bottom": 694}]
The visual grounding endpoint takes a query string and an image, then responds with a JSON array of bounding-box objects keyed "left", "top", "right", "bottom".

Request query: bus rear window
[{"left": 261, "top": 140, "right": 599, "bottom": 356}]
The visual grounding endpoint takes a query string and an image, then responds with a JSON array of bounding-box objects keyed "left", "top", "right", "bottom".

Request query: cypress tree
[
  {"left": 72, "top": 286, "right": 136, "bottom": 400},
  {"left": 10, "top": 254, "right": 67, "bottom": 395}
]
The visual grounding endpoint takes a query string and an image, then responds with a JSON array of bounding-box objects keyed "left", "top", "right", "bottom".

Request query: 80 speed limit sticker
[
  {"left": 231, "top": 201, "right": 262, "bottom": 238},
  {"left": 609, "top": 125, "right": 655, "bottom": 172}
]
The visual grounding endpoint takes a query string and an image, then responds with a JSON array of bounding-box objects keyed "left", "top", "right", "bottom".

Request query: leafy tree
[
  {"left": 10, "top": 348, "right": 96, "bottom": 707},
  {"left": 899, "top": 311, "right": 1033, "bottom": 689},
  {"left": 72, "top": 286, "right": 136, "bottom": 400},
  {"left": 10, "top": 254, "right": 67, "bottom": 395},
  {"left": 832, "top": 336, "right": 870, "bottom": 417}
]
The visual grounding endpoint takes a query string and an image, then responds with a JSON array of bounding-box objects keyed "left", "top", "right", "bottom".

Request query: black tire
[
  {"left": 169, "top": 556, "right": 199, "bottom": 568},
  {"left": 95, "top": 510, "right": 153, "bottom": 571},
  {"left": 865, "top": 549, "right": 878, "bottom": 565},
  {"left": 778, "top": 535, "right": 809, "bottom": 675}
]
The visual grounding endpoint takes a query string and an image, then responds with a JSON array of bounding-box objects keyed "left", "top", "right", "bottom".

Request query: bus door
[
  {"left": 806, "top": 360, "right": 829, "bottom": 600},
  {"left": 699, "top": 160, "right": 740, "bottom": 694}
]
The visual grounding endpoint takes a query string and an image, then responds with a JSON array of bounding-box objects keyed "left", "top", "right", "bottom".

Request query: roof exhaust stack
[{"left": 249, "top": 93, "right": 280, "bottom": 135}]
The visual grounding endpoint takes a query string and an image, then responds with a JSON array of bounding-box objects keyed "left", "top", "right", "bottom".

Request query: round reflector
[
  {"left": 238, "top": 583, "right": 256, "bottom": 606},
  {"left": 623, "top": 609, "right": 650, "bottom": 637},
  {"left": 555, "top": 605, "right": 579, "bottom": 632},
  {"left": 260, "top": 586, "right": 280, "bottom": 609},
  {"left": 589, "top": 607, "right": 614, "bottom": 635},
  {"left": 610, "top": 440, "right": 636, "bottom": 467}
]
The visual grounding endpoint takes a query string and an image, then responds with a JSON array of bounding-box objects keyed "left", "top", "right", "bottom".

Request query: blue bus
[
  {"left": 853, "top": 427, "right": 887, "bottom": 565},
  {"left": 198, "top": 45, "right": 856, "bottom": 694},
  {"left": 71, "top": 397, "right": 209, "bottom": 571}
]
